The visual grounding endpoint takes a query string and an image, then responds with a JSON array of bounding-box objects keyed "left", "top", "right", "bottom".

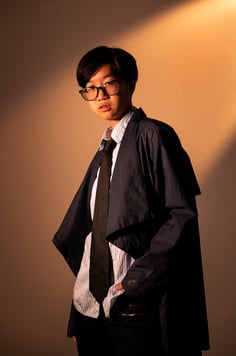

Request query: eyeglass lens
[{"left": 81, "top": 81, "right": 119, "bottom": 101}]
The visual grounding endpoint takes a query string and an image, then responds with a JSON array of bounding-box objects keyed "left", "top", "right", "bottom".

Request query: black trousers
[
  {"left": 74, "top": 297, "right": 163, "bottom": 356},
  {"left": 73, "top": 297, "right": 202, "bottom": 356}
]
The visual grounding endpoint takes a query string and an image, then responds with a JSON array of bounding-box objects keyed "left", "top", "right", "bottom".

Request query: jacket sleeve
[
  {"left": 52, "top": 152, "right": 101, "bottom": 275},
  {"left": 122, "top": 123, "right": 201, "bottom": 298}
]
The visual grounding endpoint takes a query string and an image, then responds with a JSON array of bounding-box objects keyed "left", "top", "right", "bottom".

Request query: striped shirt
[{"left": 73, "top": 108, "right": 136, "bottom": 318}]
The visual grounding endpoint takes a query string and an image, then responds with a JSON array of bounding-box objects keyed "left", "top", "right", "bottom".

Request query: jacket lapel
[{"left": 107, "top": 109, "right": 154, "bottom": 237}]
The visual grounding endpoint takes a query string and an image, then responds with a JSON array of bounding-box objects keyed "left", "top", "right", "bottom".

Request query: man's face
[{"left": 85, "top": 64, "right": 132, "bottom": 128}]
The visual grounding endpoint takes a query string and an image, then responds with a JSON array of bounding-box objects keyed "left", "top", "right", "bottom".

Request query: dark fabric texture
[{"left": 52, "top": 107, "right": 210, "bottom": 354}]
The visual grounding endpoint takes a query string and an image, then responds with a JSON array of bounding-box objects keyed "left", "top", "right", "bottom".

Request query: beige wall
[{"left": 1, "top": 0, "right": 235, "bottom": 355}]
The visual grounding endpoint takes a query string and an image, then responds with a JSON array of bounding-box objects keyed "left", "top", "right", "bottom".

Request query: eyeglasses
[{"left": 79, "top": 80, "right": 120, "bottom": 101}]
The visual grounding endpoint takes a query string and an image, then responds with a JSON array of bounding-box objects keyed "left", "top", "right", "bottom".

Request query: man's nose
[{"left": 97, "top": 86, "right": 109, "bottom": 99}]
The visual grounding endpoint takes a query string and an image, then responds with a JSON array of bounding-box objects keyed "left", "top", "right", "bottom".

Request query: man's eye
[
  {"left": 104, "top": 81, "right": 113, "bottom": 87},
  {"left": 85, "top": 86, "right": 95, "bottom": 92}
]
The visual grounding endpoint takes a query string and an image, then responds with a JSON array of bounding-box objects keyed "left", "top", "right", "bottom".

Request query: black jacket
[{"left": 53, "top": 108, "right": 210, "bottom": 354}]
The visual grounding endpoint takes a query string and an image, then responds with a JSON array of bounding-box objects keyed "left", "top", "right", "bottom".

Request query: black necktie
[{"left": 89, "top": 138, "right": 116, "bottom": 303}]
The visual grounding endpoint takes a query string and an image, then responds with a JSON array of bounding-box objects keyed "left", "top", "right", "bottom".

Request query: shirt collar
[{"left": 99, "top": 107, "right": 136, "bottom": 150}]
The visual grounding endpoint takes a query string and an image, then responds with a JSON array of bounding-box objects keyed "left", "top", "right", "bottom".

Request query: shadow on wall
[
  {"left": 198, "top": 129, "right": 236, "bottom": 356},
  {"left": 0, "top": 0, "right": 189, "bottom": 114}
]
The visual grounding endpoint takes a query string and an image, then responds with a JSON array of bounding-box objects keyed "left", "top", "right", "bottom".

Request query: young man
[{"left": 53, "top": 46, "right": 210, "bottom": 356}]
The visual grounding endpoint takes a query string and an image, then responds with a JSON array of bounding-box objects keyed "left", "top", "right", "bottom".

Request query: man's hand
[{"left": 115, "top": 283, "right": 123, "bottom": 292}]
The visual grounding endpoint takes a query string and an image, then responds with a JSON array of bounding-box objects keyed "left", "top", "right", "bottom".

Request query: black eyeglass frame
[{"left": 79, "top": 80, "right": 120, "bottom": 101}]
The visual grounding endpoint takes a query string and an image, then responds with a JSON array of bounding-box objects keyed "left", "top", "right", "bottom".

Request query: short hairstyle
[{"left": 76, "top": 46, "right": 138, "bottom": 93}]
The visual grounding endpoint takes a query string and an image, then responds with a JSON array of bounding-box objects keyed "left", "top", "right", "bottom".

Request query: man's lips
[{"left": 98, "top": 103, "right": 111, "bottom": 112}]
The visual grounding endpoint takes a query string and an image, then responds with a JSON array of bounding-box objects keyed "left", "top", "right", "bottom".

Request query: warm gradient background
[{"left": 1, "top": 0, "right": 235, "bottom": 355}]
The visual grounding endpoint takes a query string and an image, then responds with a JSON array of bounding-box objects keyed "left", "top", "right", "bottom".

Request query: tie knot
[{"left": 103, "top": 138, "right": 116, "bottom": 152}]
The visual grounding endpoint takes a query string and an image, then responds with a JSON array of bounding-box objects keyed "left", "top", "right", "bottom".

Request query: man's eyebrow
[{"left": 86, "top": 74, "right": 116, "bottom": 86}]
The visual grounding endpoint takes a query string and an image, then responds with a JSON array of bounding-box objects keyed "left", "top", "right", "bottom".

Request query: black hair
[{"left": 76, "top": 46, "right": 138, "bottom": 93}]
